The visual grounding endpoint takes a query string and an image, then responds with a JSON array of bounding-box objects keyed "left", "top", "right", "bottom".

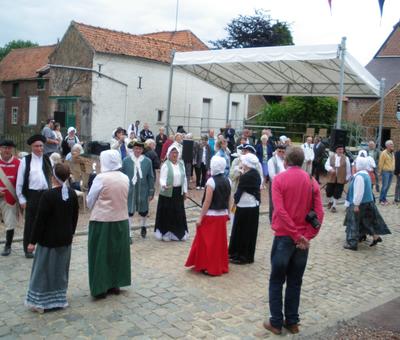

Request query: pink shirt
[{"left": 271, "top": 166, "right": 324, "bottom": 242}]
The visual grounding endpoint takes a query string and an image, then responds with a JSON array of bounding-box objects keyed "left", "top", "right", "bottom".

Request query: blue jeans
[
  {"left": 269, "top": 236, "right": 309, "bottom": 329},
  {"left": 379, "top": 171, "right": 393, "bottom": 202}
]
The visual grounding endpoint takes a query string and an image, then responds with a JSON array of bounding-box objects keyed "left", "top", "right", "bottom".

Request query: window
[
  {"left": 231, "top": 102, "right": 239, "bottom": 126},
  {"left": 157, "top": 110, "right": 164, "bottom": 122},
  {"left": 28, "top": 96, "right": 38, "bottom": 125},
  {"left": 37, "top": 78, "right": 45, "bottom": 90},
  {"left": 201, "top": 98, "right": 212, "bottom": 132},
  {"left": 12, "top": 83, "right": 19, "bottom": 97},
  {"left": 11, "top": 107, "right": 18, "bottom": 125}
]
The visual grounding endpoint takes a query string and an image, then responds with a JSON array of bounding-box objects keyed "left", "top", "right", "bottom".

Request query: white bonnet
[
  {"left": 100, "top": 150, "right": 122, "bottom": 172},
  {"left": 240, "top": 153, "right": 259, "bottom": 169},
  {"left": 210, "top": 156, "right": 226, "bottom": 176}
]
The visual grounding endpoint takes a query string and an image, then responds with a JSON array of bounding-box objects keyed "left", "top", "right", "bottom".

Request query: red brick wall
[
  {"left": 361, "top": 84, "right": 400, "bottom": 148},
  {"left": 344, "top": 98, "right": 376, "bottom": 123},
  {"left": 1, "top": 79, "right": 50, "bottom": 134}
]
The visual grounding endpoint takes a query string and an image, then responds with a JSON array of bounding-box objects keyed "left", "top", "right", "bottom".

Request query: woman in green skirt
[{"left": 86, "top": 150, "right": 131, "bottom": 298}]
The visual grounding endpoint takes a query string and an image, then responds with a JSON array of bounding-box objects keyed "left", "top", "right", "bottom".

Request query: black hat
[
  {"left": 128, "top": 141, "right": 144, "bottom": 149},
  {"left": 27, "top": 134, "right": 46, "bottom": 145},
  {"left": 114, "top": 127, "right": 127, "bottom": 137},
  {"left": 0, "top": 139, "right": 16, "bottom": 147},
  {"left": 334, "top": 144, "right": 345, "bottom": 151},
  {"left": 242, "top": 144, "right": 256, "bottom": 153}
]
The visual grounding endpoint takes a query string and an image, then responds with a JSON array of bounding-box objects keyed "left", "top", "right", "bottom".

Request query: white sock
[
  {"left": 140, "top": 216, "right": 147, "bottom": 227},
  {"left": 129, "top": 217, "right": 134, "bottom": 237},
  {"left": 332, "top": 199, "right": 337, "bottom": 208}
]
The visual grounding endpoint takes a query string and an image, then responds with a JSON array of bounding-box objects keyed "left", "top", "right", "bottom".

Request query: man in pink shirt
[{"left": 263, "top": 147, "right": 324, "bottom": 335}]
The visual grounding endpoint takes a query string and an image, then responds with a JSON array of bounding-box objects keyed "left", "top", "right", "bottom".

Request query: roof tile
[
  {"left": 73, "top": 22, "right": 208, "bottom": 63},
  {"left": 0, "top": 45, "right": 55, "bottom": 81}
]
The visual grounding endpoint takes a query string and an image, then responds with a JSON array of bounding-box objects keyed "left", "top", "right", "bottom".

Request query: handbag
[{"left": 305, "top": 174, "right": 321, "bottom": 229}]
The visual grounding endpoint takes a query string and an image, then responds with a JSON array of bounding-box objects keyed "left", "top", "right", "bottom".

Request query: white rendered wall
[{"left": 91, "top": 53, "right": 247, "bottom": 141}]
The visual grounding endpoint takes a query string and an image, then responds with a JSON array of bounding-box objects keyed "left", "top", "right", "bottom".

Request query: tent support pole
[
  {"left": 377, "top": 78, "right": 385, "bottom": 149},
  {"left": 336, "top": 37, "right": 346, "bottom": 129},
  {"left": 166, "top": 50, "right": 176, "bottom": 134},
  {"left": 225, "top": 89, "right": 232, "bottom": 124}
]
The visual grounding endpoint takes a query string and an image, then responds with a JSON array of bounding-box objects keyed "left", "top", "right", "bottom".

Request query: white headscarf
[
  {"left": 355, "top": 157, "right": 369, "bottom": 172},
  {"left": 240, "top": 153, "right": 259, "bottom": 169},
  {"left": 357, "top": 150, "right": 368, "bottom": 158},
  {"left": 100, "top": 150, "right": 122, "bottom": 172},
  {"left": 279, "top": 135, "right": 288, "bottom": 144},
  {"left": 53, "top": 169, "right": 69, "bottom": 201},
  {"left": 166, "top": 144, "right": 181, "bottom": 159},
  {"left": 210, "top": 156, "right": 226, "bottom": 176}
]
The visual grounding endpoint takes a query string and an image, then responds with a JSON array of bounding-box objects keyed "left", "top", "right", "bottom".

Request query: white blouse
[{"left": 159, "top": 162, "right": 187, "bottom": 193}]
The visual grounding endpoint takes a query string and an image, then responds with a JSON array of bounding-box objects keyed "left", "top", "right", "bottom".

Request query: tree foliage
[
  {"left": 257, "top": 96, "right": 338, "bottom": 126},
  {"left": 211, "top": 9, "right": 293, "bottom": 49},
  {"left": 0, "top": 40, "right": 38, "bottom": 61}
]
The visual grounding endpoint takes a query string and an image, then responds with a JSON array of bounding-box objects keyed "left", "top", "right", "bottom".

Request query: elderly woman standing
[
  {"left": 66, "top": 143, "right": 84, "bottom": 191},
  {"left": 25, "top": 163, "right": 79, "bottom": 313},
  {"left": 155, "top": 145, "right": 188, "bottom": 241},
  {"left": 256, "top": 134, "right": 273, "bottom": 183},
  {"left": 185, "top": 156, "right": 231, "bottom": 276},
  {"left": 229, "top": 153, "right": 261, "bottom": 264},
  {"left": 344, "top": 157, "right": 391, "bottom": 250},
  {"left": 86, "top": 150, "right": 131, "bottom": 298}
]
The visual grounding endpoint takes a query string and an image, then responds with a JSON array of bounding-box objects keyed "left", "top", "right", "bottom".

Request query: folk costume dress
[
  {"left": 185, "top": 157, "right": 231, "bottom": 276},
  {"left": 344, "top": 158, "right": 391, "bottom": 249},
  {"left": 155, "top": 147, "right": 188, "bottom": 241},
  {"left": 86, "top": 150, "right": 131, "bottom": 297},
  {"left": 122, "top": 154, "right": 154, "bottom": 234},
  {"left": 229, "top": 154, "right": 261, "bottom": 264},
  {"left": 25, "top": 181, "right": 79, "bottom": 311}
]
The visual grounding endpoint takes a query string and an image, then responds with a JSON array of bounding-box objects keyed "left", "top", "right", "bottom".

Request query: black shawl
[{"left": 234, "top": 168, "right": 261, "bottom": 204}]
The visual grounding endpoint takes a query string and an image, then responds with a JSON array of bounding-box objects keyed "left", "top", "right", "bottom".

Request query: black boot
[
  {"left": 1, "top": 230, "right": 14, "bottom": 256},
  {"left": 141, "top": 226, "right": 147, "bottom": 239}
]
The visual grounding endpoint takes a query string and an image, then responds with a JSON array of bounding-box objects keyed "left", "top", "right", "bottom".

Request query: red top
[
  {"left": 271, "top": 166, "right": 324, "bottom": 242},
  {"left": 0, "top": 156, "right": 20, "bottom": 205},
  {"left": 160, "top": 139, "right": 173, "bottom": 161}
]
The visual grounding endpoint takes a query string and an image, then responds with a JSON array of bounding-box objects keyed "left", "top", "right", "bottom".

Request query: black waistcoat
[
  {"left": 22, "top": 154, "right": 52, "bottom": 197},
  {"left": 202, "top": 174, "right": 231, "bottom": 210}
]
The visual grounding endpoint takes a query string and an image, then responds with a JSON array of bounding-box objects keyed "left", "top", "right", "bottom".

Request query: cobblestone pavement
[{"left": 0, "top": 202, "right": 399, "bottom": 339}]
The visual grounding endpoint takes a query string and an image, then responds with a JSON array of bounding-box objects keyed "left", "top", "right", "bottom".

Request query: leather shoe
[
  {"left": 263, "top": 321, "right": 282, "bottom": 335},
  {"left": 284, "top": 323, "right": 300, "bottom": 334},
  {"left": 107, "top": 287, "right": 121, "bottom": 295},
  {"left": 327, "top": 202, "right": 333, "bottom": 209},
  {"left": 370, "top": 237, "right": 382, "bottom": 247},
  {"left": 94, "top": 292, "right": 107, "bottom": 299},
  {"left": 343, "top": 243, "right": 357, "bottom": 251},
  {"left": 358, "top": 235, "right": 367, "bottom": 242},
  {"left": 141, "top": 227, "right": 147, "bottom": 239},
  {"left": 25, "top": 252, "right": 34, "bottom": 259},
  {"left": 331, "top": 207, "right": 337, "bottom": 213},
  {"left": 1, "top": 245, "right": 11, "bottom": 256}
]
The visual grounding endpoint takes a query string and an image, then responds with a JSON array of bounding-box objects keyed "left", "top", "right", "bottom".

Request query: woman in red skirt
[{"left": 185, "top": 156, "right": 231, "bottom": 276}]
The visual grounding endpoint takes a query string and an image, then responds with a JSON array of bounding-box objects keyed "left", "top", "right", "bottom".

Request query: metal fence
[{"left": 0, "top": 132, "right": 32, "bottom": 152}]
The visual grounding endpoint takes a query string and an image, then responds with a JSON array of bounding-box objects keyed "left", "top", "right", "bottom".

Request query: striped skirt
[{"left": 25, "top": 244, "right": 71, "bottom": 310}]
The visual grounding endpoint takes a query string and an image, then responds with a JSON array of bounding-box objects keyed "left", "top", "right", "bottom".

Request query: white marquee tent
[
  {"left": 166, "top": 42, "right": 382, "bottom": 132},
  {"left": 171, "top": 44, "right": 380, "bottom": 97}
]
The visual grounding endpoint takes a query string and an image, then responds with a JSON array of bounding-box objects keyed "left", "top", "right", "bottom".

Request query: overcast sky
[{"left": 1, "top": 0, "right": 399, "bottom": 65}]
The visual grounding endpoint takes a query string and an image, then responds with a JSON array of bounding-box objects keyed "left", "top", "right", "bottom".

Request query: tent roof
[{"left": 173, "top": 44, "right": 380, "bottom": 97}]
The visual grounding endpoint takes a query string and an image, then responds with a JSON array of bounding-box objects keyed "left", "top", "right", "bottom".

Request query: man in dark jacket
[
  {"left": 194, "top": 136, "right": 211, "bottom": 189},
  {"left": 16, "top": 135, "right": 52, "bottom": 258},
  {"left": 312, "top": 136, "right": 325, "bottom": 184}
]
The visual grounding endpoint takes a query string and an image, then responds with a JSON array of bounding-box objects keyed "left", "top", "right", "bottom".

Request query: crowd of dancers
[{"left": 0, "top": 119, "right": 398, "bottom": 334}]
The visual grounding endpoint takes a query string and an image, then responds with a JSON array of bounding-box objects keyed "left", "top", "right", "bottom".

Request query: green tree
[
  {"left": 257, "top": 97, "right": 337, "bottom": 140},
  {"left": 0, "top": 40, "right": 38, "bottom": 61},
  {"left": 210, "top": 9, "right": 293, "bottom": 49}
]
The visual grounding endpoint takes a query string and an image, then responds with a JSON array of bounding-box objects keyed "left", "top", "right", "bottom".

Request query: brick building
[
  {"left": 345, "top": 20, "right": 400, "bottom": 147},
  {"left": 0, "top": 45, "right": 55, "bottom": 134}
]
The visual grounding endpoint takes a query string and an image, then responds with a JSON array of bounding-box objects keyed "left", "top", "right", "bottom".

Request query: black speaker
[
  {"left": 87, "top": 141, "right": 110, "bottom": 155},
  {"left": 330, "top": 129, "right": 348, "bottom": 151},
  {"left": 182, "top": 140, "right": 194, "bottom": 163}
]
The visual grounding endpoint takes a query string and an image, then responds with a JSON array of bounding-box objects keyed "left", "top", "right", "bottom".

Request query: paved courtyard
[{"left": 0, "top": 200, "right": 399, "bottom": 339}]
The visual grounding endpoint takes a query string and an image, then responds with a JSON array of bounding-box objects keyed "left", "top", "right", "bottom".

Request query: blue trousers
[
  {"left": 379, "top": 171, "right": 393, "bottom": 202},
  {"left": 269, "top": 236, "right": 309, "bottom": 329}
]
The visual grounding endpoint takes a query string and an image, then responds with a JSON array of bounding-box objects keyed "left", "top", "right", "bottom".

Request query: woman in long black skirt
[
  {"left": 25, "top": 163, "right": 79, "bottom": 313},
  {"left": 229, "top": 153, "right": 261, "bottom": 264},
  {"left": 154, "top": 145, "right": 188, "bottom": 241}
]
